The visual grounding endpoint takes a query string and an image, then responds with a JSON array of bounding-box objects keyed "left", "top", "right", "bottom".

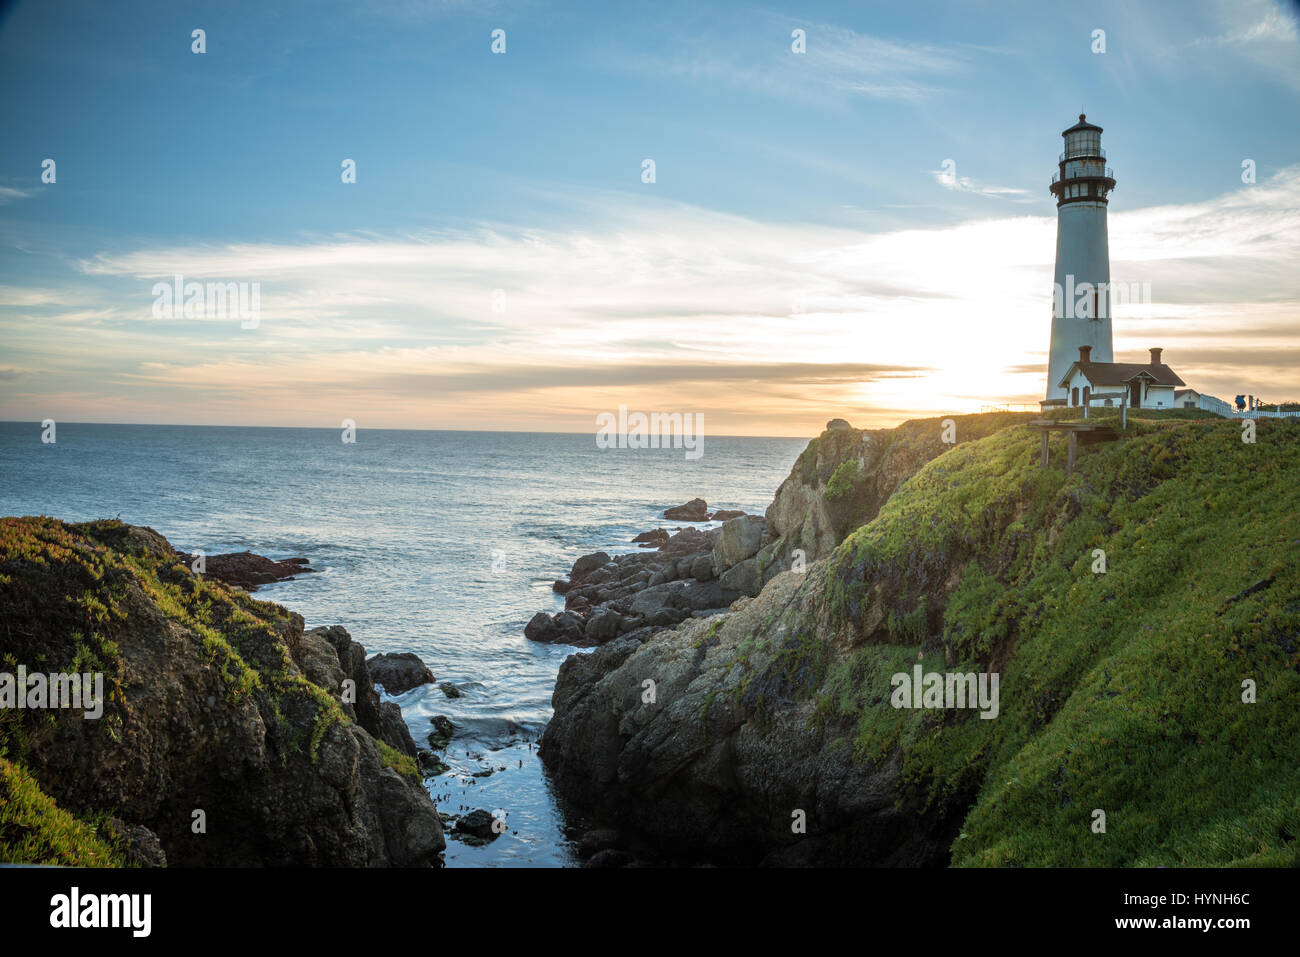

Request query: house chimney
[
  {"left": 1149, "top": 347, "right": 1162, "bottom": 365},
  {"left": 1078, "top": 345, "right": 1092, "bottom": 363}
]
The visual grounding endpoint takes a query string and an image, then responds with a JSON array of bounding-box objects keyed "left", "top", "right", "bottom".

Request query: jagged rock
[
  {"left": 106, "top": 819, "right": 167, "bottom": 868},
  {"left": 539, "top": 417, "right": 1034, "bottom": 866},
  {"left": 366, "top": 652, "right": 435, "bottom": 694},
  {"left": 304, "top": 625, "right": 413, "bottom": 756},
  {"left": 713, "top": 515, "right": 765, "bottom": 570},
  {"left": 378, "top": 701, "right": 418, "bottom": 758},
  {"left": 541, "top": 569, "right": 938, "bottom": 866},
  {"left": 633, "top": 529, "right": 670, "bottom": 548},
  {"left": 439, "top": 682, "right": 462, "bottom": 699},
  {"left": 188, "top": 550, "right": 314, "bottom": 591},
  {"left": 570, "top": 552, "right": 611, "bottom": 583},
  {"left": 664, "top": 498, "right": 709, "bottom": 521},
  {"left": 524, "top": 610, "right": 587, "bottom": 645},
  {"left": 718, "top": 555, "right": 762, "bottom": 596},
  {"left": 585, "top": 608, "right": 624, "bottom": 644},
  {"left": 711, "top": 509, "right": 746, "bottom": 522}
]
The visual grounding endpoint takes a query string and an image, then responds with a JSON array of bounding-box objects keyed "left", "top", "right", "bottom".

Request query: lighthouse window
[{"left": 1072, "top": 386, "right": 1080, "bottom": 406}]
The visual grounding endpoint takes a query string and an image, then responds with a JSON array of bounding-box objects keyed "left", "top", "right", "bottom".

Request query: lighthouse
[{"left": 1045, "top": 114, "right": 1117, "bottom": 402}]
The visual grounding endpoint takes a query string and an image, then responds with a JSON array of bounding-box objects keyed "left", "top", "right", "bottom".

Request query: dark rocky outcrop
[
  {"left": 187, "top": 550, "right": 314, "bottom": 591},
  {"left": 0, "top": 518, "right": 443, "bottom": 867},
  {"left": 539, "top": 414, "right": 1038, "bottom": 865},
  {"left": 525, "top": 524, "right": 757, "bottom": 648},
  {"left": 663, "top": 498, "right": 709, "bottom": 521}
]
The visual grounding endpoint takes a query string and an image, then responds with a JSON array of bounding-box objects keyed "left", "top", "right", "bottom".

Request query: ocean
[{"left": 0, "top": 421, "right": 807, "bottom": 866}]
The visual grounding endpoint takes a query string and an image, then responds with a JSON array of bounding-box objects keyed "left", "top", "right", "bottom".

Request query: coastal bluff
[
  {"left": 0, "top": 518, "right": 442, "bottom": 867},
  {"left": 540, "top": 411, "right": 1300, "bottom": 866}
]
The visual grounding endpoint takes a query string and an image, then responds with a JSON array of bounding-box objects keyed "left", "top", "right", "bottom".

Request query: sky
[{"left": 0, "top": 0, "right": 1297, "bottom": 435}]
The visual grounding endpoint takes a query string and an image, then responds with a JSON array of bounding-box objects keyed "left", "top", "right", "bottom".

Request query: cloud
[
  {"left": 606, "top": 16, "right": 975, "bottom": 104},
  {"left": 929, "top": 168, "right": 1034, "bottom": 202},
  {"left": 6, "top": 167, "right": 1300, "bottom": 433},
  {"left": 0, "top": 186, "right": 35, "bottom": 205}
]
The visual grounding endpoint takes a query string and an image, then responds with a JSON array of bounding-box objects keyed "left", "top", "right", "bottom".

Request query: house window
[
  {"left": 1072, "top": 386, "right": 1079, "bottom": 406},
  {"left": 1082, "top": 386, "right": 1091, "bottom": 406}
]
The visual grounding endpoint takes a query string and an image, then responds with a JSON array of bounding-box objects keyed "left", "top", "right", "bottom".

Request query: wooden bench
[{"left": 1027, "top": 420, "right": 1121, "bottom": 472}]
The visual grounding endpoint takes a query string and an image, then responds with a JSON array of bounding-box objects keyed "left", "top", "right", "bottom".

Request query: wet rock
[
  {"left": 711, "top": 509, "right": 746, "bottom": 522},
  {"left": 427, "top": 715, "right": 456, "bottom": 752},
  {"left": 439, "top": 681, "right": 462, "bottom": 699},
  {"left": 367, "top": 652, "right": 435, "bottom": 694},
  {"left": 664, "top": 498, "right": 709, "bottom": 521},
  {"left": 633, "top": 529, "right": 670, "bottom": 547},
  {"left": 570, "top": 552, "right": 611, "bottom": 583},
  {"left": 525, "top": 610, "right": 587, "bottom": 645},
  {"left": 188, "top": 550, "right": 315, "bottom": 591},
  {"left": 453, "top": 809, "right": 500, "bottom": 841}
]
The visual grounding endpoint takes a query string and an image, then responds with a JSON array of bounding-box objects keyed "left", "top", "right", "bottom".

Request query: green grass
[
  {"left": 377, "top": 740, "right": 420, "bottom": 782},
  {"left": 0, "top": 757, "right": 128, "bottom": 866},
  {"left": 813, "top": 415, "right": 1300, "bottom": 865}
]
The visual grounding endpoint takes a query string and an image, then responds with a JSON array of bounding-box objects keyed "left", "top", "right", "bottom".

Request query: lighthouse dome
[{"left": 1062, "top": 113, "right": 1104, "bottom": 160}]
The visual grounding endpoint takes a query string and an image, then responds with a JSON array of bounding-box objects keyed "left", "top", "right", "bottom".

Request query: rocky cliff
[
  {"left": 541, "top": 412, "right": 1300, "bottom": 866},
  {"left": 0, "top": 518, "right": 443, "bottom": 867}
]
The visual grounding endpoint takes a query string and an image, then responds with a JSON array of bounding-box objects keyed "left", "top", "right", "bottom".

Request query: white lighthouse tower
[{"left": 1045, "top": 114, "right": 1117, "bottom": 402}]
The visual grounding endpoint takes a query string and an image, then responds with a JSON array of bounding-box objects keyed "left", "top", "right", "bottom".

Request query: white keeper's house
[{"left": 1056, "top": 345, "right": 1185, "bottom": 410}]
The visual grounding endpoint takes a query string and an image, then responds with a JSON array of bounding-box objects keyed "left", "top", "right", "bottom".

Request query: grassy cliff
[
  {"left": 0, "top": 517, "right": 442, "bottom": 867},
  {"left": 820, "top": 414, "right": 1299, "bottom": 865}
]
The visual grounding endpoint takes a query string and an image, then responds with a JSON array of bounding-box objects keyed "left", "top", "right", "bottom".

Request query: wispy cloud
[
  {"left": 929, "top": 168, "right": 1034, "bottom": 202},
  {"left": 606, "top": 16, "right": 976, "bottom": 104},
  {"left": 0, "top": 186, "right": 36, "bottom": 205},
  {"left": 5, "top": 168, "right": 1299, "bottom": 431}
]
